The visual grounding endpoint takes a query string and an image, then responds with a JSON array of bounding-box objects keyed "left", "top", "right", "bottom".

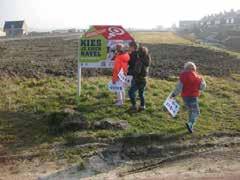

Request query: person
[
  {"left": 127, "top": 41, "right": 139, "bottom": 76},
  {"left": 128, "top": 45, "right": 151, "bottom": 111},
  {"left": 112, "top": 44, "right": 130, "bottom": 106},
  {"left": 170, "top": 62, "right": 206, "bottom": 133}
]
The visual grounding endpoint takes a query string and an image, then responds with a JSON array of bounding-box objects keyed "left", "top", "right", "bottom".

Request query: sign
[
  {"left": 164, "top": 94, "right": 180, "bottom": 117},
  {"left": 80, "top": 36, "right": 107, "bottom": 63},
  {"left": 108, "top": 81, "right": 124, "bottom": 92},
  {"left": 118, "top": 69, "right": 133, "bottom": 86},
  {"left": 77, "top": 25, "right": 135, "bottom": 96},
  {"left": 79, "top": 25, "right": 134, "bottom": 68}
]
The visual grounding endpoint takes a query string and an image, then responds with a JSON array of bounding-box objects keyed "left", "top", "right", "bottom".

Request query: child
[
  {"left": 112, "top": 44, "right": 130, "bottom": 106},
  {"left": 171, "top": 62, "right": 206, "bottom": 133}
]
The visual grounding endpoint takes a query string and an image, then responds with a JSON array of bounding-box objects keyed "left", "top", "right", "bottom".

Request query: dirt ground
[
  {"left": 1, "top": 135, "right": 240, "bottom": 180},
  {"left": 1, "top": 36, "right": 240, "bottom": 79},
  {"left": 1, "top": 148, "right": 240, "bottom": 180},
  {"left": 83, "top": 147, "right": 240, "bottom": 180}
]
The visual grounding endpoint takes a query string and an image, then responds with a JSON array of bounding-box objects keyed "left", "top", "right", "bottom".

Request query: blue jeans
[
  {"left": 128, "top": 79, "right": 146, "bottom": 107},
  {"left": 183, "top": 97, "right": 200, "bottom": 128}
]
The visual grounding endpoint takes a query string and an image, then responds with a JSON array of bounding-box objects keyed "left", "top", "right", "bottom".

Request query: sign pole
[
  {"left": 77, "top": 37, "right": 81, "bottom": 96},
  {"left": 77, "top": 63, "right": 81, "bottom": 96}
]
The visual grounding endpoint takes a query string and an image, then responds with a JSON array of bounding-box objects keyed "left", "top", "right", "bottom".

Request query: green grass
[
  {"left": 131, "top": 32, "right": 194, "bottom": 45},
  {"left": 0, "top": 75, "right": 240, "bottom": 162}
]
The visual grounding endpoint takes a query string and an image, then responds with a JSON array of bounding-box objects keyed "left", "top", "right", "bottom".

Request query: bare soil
[{"left": 1, "top": 36, "right": 240, "bottom": 79}]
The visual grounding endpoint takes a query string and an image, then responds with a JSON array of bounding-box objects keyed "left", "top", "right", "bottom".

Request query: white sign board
[
  {"left": 164, "top": 95, "right": 180, "bottom": 117},
  {"left": 118, "top": 69, "right": 133, "bottom": 86},
  {"left": 108, "top": 81, "right": 124, "bottom": 92}
]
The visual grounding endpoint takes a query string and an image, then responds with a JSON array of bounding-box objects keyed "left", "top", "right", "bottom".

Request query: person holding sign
[
  {"left": 112, "top": 44, "right": 130, "bottom": 106},
  {"left": 170, "top": 62, "right": 206, "bottom": 133},
  {"left": 128, "top": 45, "right": 151, "bottom": 111}
]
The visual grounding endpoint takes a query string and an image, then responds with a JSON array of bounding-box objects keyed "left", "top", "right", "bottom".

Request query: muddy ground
[{"left": 1, "top": 36, "right": 240, "bottom": 79}]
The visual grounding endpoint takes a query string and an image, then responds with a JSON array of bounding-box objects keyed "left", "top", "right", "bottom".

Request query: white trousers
[{"left": 116, "top": 80, "right": 125, "bottom": 104}]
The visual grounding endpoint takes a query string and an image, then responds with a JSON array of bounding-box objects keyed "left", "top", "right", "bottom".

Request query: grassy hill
[
  {"left": 0, "top": 32, "right": 240, "bottom": 178},
  {"left": 0, "top": 75, "right": 240, "bottom": 161}
]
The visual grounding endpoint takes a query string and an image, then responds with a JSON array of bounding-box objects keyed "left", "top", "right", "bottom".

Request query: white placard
[
  {"left": 118, "top": 69, "right": 133, "bottom": 86},
  {"left": 163, "top": 94, "right": 180, "bottom": 117},
  {"left": 108, "top": 81, "right": 124, "bottom": 92}
]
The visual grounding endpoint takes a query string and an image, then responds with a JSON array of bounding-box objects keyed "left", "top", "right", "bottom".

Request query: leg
[
  {"left": 183, "top": 97, "right": 200, "bottom": 132},
  {"left": 188, "top": 98, "right": 200, "bottom": 128},
  {"left": 128, "top": 79, "right": 138, "bottom": 108},
  {"left": 115, "top": 80, "right": 124, "bottom": 106},
  {"left": 138, "top": 82, "right": 146, "bottom": 108}
]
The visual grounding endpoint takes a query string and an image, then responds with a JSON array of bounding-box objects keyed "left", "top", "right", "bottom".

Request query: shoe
[
  {"left": 129, "top": 106, "right": 138, "bottom": 112},
  {"left": 186, "top": 123, "right": 193, "bottom": 133},
  {"left": 139, "top": 106, "right": 146, "bottom": 111},
  {"left": 115, "top": 101, "right": 123, "bottom": 106}
]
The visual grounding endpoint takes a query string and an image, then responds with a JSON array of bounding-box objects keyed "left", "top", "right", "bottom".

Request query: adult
[
  {"left": 128, "top": 45, "right": 151, "bottom": 111},
  {"left": 128, "top": 41, "right": 139, "bottom": 76},
  {"left": 171, "top": 62, "right": 206, "bottom": 133}
]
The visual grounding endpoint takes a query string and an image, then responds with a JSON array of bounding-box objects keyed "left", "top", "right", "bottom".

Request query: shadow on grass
[
  {"left": 119, "top": 129, "right": 188, "bottom": 147},
  {"left": 0, "top": 111, "right": 52, "bottom": 154}
]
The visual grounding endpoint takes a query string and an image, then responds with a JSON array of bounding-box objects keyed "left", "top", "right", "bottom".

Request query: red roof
[{"left": 85, "top": 25, "right": 134, "bottom": 41}]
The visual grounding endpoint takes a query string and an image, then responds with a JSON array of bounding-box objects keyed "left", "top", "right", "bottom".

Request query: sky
[{"left": 0, "top": 0, "right": 240, "bottom": 31}]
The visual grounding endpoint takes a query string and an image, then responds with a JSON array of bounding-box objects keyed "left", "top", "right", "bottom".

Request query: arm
[
  {"left": 171, "top": 81, "right": 183, "bottom": 97},
  {"left": 200, "top": 79, "right": 206, "bottom": 91},
  {"left": 112, "top": 57, "right": 120, "bottom": 83},
  {"left": 142, "top": 54, "right": 151, "bottom": 67}
]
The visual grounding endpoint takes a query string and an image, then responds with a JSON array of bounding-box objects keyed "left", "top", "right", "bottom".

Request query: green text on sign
[{"left": 79, "top": 35, "right": 107, "bottom": 63}]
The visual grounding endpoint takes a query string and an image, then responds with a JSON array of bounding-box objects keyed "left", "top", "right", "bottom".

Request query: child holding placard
[
  {"left": 112, "top": 44, "right": 130, "bottom": 106},
  {"left": 171, "top": 62, "right": 206, "bottom": 133}
]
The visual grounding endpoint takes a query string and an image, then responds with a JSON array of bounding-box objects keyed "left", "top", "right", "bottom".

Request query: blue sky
[{"left": 0, "top": 0, "right": 240, "bottom": 31}]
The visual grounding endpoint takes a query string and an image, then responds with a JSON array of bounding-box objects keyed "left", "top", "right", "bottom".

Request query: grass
[
  {"left": 131, "top": 32, "right": 194, "bottom": 45},
  {"left": 0, "top": 75, "right": 240, "bottom": 151}
]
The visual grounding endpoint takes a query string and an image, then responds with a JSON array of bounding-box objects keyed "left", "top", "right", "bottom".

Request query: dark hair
[
  {"left": 129, "top": 41, "right": 138, "bottom": 49},
  {"left": 138, "top": 46, "right": 149, "bottom": 57}
]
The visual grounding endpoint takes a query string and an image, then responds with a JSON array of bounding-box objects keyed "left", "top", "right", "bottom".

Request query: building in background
[
  {"left": 179, "top": 21, "right": 199, "bottom": 30},
  {"left": 3, "top": 20, "right": 28, "bottom": 37}
]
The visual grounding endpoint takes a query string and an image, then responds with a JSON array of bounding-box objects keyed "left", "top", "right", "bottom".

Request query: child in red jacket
[
  {"left": 171, "top": 62, "right": 206, "bottom": 133},
  {"left": 112, "top": 44, "right": 130, "bottom": 106}
]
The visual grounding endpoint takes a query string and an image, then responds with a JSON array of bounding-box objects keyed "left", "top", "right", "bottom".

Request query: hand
[{"left": 170, "top": 93, "right": 176, "bottom": 99}]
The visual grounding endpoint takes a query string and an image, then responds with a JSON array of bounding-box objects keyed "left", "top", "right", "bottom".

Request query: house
[
  {"left": 3, "top": 20, "right": 28, "bottom": 37},
  {"left": 179, "top": 21, "right": 199, "bottom": 30}
]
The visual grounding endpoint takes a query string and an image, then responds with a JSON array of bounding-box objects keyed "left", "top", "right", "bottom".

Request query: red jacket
[
  {"left": 180, "top": 70, "right": 202, "bottom": 97},
  {"left": 112, "top": 52, "right": 130, "bottom": 83}
]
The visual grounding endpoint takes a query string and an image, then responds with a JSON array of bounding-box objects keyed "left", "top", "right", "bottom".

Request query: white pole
[
  {"left": 77, "top": 37, "right": 81, "bottom": 96},
  {"left": 77, "top": 63, "right": 81, "bottom": 96}
]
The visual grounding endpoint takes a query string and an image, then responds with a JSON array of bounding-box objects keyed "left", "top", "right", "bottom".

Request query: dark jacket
[
  {"left": 127, "top": 51, "right": 139, "bottom": 76},
  {"left": 133, "top": 54, "right": 151, "bottom": 86}
]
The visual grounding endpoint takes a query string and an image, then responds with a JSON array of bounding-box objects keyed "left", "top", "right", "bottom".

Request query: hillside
[{"left": 0, "top": 32, "right": 240, "bottom": 179}]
